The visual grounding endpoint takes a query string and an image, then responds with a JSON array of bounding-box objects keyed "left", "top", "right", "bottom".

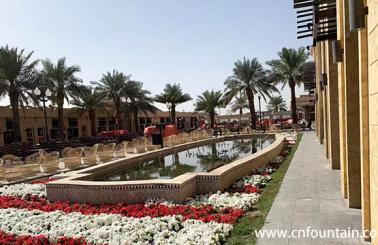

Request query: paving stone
[{"left": 256, "top": 132, "right": 363, "bottom": 245}]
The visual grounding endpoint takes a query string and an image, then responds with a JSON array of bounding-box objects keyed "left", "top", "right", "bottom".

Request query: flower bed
[
  {"left": 0, "top": 138, "right": 295, "bottom": 244},
  {"left": 0, "top": 175, "right": 267, "bottom": 244},
  {"left": 0, "top": 172, "right": 270, "bottom": 245}
]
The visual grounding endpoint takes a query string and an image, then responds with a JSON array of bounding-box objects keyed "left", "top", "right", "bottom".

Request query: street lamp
[
  {"left": 121, "top": 96, "right": 132, "bottom": 130},
  {"left": 33, "top": 87, "right": 53, "bottom": 142},
  {"left": 166, "top": 102, "right": 172, "bottom": 124},
  {"left": 257, "top": 94, "right": 262, "bottom": 132},
  {"left": 121, "top": 96, "right": 131, "bottom": 104}
]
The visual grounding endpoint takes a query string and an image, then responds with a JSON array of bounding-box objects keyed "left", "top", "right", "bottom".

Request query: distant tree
[
  {"left": 0, "top": 45, "right": 39, "bottom": 142},
  {"left": 121, "top": 81, "right": 158, "bottom": 132},
  {"left": 267, "top": 95, "right": 287, "bottom": 112},
  {"left": 194, "top": 90, "right": 223, "bottom": 129},
  {"left": 267, "top": 47, "right": 309, "bottom": 123},
  {"left": 71, "top": 86, "right": 108, "bottom": 136},
  {"left": 41, "top": 57, "right": 81, "bottom": 138},
  {"left": 223, "top": 58, "right": 278, "bottom": 129},
  {"left": 230, "top": 94, "right": 249, "bottom": 115},
  {"left": 92, "top": 70, "right": 130, "bottom": 129},
  {"left": 155, "top": 83, "right": 192, "bottom": 124}
]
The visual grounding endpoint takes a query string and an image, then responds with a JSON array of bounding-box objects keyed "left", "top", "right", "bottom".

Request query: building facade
[
  {"left": 294, "top": 0, "right": 377, "bottom": 243},
  {"left": 0, "top": 106, "right": 205, "bottom": 146}
]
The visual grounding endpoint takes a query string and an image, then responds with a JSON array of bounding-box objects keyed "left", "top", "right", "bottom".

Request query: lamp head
[
  {"left": 33, "top": 87, "right": 41, "bottom": 96},
  {"left": 45, "top": 89, "right": 52, "bottom": 97}
]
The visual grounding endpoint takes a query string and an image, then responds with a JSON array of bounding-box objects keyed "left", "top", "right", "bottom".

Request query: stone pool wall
[{"left": 46, "top": 134, "right": 284, "bottom": 204}]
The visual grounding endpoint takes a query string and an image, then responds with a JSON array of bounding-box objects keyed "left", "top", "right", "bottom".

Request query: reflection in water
[{"left": 100, "top": 136, "right": 274, "bottom": 181}]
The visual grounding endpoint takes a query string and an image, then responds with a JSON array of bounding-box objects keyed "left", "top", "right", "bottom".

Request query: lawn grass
[{"left": 225, "top": 133, "right": 303, "bottom": 245}]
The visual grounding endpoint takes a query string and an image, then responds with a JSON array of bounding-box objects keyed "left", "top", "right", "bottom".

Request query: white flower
[
  {"left": 0, "top": 183, "right": 46, "bottom": 198},
  {"left": 0, "top": 208, "right": 232, "bottom": 245},
  {"left": 243, "top": 175, "right": 271, "bottom": 187},
  {"left": 186, "top": 191, "right": 259, "bottom": 211}
]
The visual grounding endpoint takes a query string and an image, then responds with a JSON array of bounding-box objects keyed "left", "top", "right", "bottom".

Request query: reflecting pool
[{"left": 98, "top": 136, "right": 274, "bottom": 181}]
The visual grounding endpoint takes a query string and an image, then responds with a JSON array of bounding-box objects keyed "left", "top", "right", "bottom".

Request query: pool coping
[{"left": 46, "top": 133, "right": 285, "bottom": 204}]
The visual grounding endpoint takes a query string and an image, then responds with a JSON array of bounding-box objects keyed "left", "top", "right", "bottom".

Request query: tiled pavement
[{"left": 257, "top": 131, "right": 368, "bottom": 245}]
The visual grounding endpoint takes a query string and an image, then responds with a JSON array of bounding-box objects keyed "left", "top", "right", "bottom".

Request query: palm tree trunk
[
  {"left": 116, "top": 108, "right": 123, "bottom": 130},
  {"left": 89, "top": 110, "right": 97, "bottom": 137},
  {"left": 245, "top": 88, "right": 257, "bottom": 129},
  {"left": 124, "top": 112, "right": 131, "bottom": 131},
  {"left": 10, "top": 90, "right": 21, "bottom": 143},
  {"left": 289, "top": 80, "right": 298, "bottom": 124},
  {"left": 239, "top": 108, "right": 243, "bottom": 129},
  {"left": 210, "top": 112, "right": 215, "bottom": 129},
  {"left": 171, "top": 104, "right": 176, "bottom": 125},
  {"left": 133, "top": 110, "right": 139, "bottom": 133},
  {"left": 115, "top": 99, "right": 123, "bottom": 130},
  {"left": 117, "top": 112, "right": 123, "bottom": 130},
  {"left": 57, "top": 92, "right": 65, "bottom": 139}
]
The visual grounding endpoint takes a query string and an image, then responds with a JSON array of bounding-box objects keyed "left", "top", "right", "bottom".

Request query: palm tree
[
  {"left": 0, "top": 45, "right": 39, "bottom": 142},
  {"left": 41, "top": 57, "right": 81, "bottom": 139},
  {"left": 267, "top": 47, "right": 309, "bottom": 123},
  {"left": 155, "top": 83, "right": 192, "bottom": 125},
  {"left": 230, "top": 94, "right": 249, "bottom": 115},
  {"left": 223, "top": 58, "right": 278, "bottom": 129},
  {"left": 122, "top": 81, "right": 158, "bottom": 132},
  {"left": 267, "top": 96, "right": 288, "bottom": 112},
  {"left": 230, "top": 94, "right": 249, "bottom": 129},
  {"left": 70, "top": 86, "right": 108, "bottom": 136},
  {"left": 92, "top": 70, "right": 130, "bottom": 130},
  {"left": 194, "top": 90, "right": 223, "bottom": 128}
]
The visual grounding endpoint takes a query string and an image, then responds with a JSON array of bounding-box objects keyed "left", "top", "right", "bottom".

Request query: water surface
[{"left": 99, "top": 136, "right": 274, "bottom": 181}]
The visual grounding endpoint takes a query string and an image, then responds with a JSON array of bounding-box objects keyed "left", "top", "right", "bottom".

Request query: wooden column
[
  {"left": 322, "top": 42, "right": 329, "bottom": 158},
  {"left": 366, "top": 0, "right": 377, "bottom": 242},
  {"left": 337, "top": 0, "right": 348, "bottom": 198},
  {"left": 325, "top": 41, "right": 340, "bottom": 169},
  {"left": 315, "top": 44, "right": 324, "bottom": 144},
  {"left": 343, "top": 0, "right": 361, "bottom": 208},
  {"left": 358, "top": 7, "right": 371, "bottom": 238}
]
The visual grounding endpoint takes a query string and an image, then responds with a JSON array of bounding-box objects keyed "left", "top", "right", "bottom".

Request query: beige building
[
  {"left": 296, "top": 94, "right": 316, "bottom": 122},
  {"left": 0, "top": 106, "right": 205, "bottom": 146},
  {"left": 294, "top": 0, "right": 377, "bottom": 243}
]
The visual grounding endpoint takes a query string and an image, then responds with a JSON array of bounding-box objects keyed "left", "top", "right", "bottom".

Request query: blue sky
[{"left": 0, "top": 0, "right": 309, "bottom": 112}]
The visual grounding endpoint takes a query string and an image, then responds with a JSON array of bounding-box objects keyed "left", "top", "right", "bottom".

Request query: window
[
  {"left": 51, "top": 118, "right": 59, "bottom": 129},
  {"left": 67, "top": 118, "right": 79, "bottom": 139},
  {"left": 5, "top": 119, "right": 14, "bottom": 131},
  {"left": 81, "top": 125, "right": 87, "bottom": 137},
  {"left": 50, "top": 129, "right": 60, "bottom": 139},
  {"left": 50, "top": 118, "right": 60, "bottom": 139},
  {"left": 190, "top": 117, "right": 198, "bottom": 128},
  {"left": 25, "top": 128, "right": 34, "bottom": 144},
  {"left": 160, "top": 117, "right": 166, "bottom": 123},
  {"left": 97, "top": 117, "right": 107, "bottom": 132},
  {"left": 3, "top": 132, "right": 15, "bottom": 144},
  {"left": 109, "top": 118, "right": 116, "bottom": 131},
  {"left": 138, "top": 117, "right": 152, "bottom": 131},
  {"left": 177, "top": 117, "right": 186, "bottom": 130},
  {"left": 37, "top": 128, "right": 44, "bottom": 137},
  {"left": 68, "top": 118, "right": 78, "bottom": 128}
]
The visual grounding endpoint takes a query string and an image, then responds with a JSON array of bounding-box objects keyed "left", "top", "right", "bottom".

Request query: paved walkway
[{"left": 257, "top": 131, "right": 366, "bottom": 245}]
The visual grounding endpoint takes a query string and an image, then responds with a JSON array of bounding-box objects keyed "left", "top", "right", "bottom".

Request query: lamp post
[
  {"left": 121, "top": 96, "right": 132, "bottom": 130},
  {"left": 33, "top": 87, "right": 52, "bottom": 142},
  {"left": 258, "top": 94, "right": 262, "bottom": 133},
  {"left": 166, "top": 102, "right": 172, "bottom": 124}
]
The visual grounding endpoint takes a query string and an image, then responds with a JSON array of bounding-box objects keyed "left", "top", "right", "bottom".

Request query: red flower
[
  {"left": 242, "top": 185, "right": 262, "bottom": 194},
  {"left": 0, "top": 231, "right": 87, "bottom": 245},
  {"left": 0, "top": 195, "right": 244, "bottom": 224}
]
